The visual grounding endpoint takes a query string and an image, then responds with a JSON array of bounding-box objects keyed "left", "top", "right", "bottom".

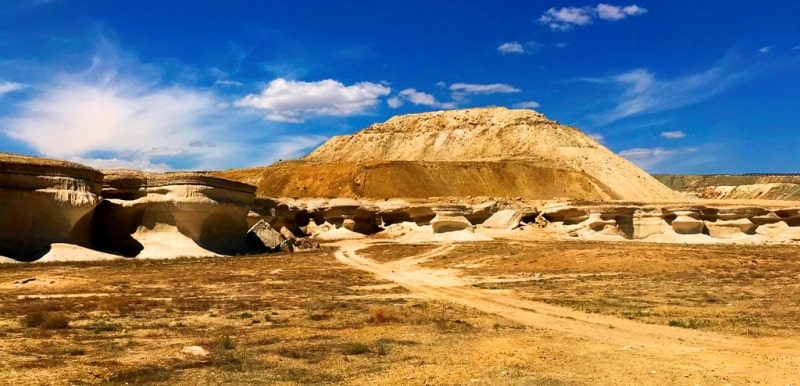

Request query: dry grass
[
  {"left": 424, "top": 241, "right": 800, "bottom": 337},
  {"left": 2, "top": 240, "right": 799, "bottom": 384},
  {"left": 0, "top": 249, "right": 527, "bottom": 385}
]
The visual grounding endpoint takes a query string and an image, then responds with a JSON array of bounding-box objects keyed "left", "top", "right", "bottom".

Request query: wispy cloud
[
  {"left": 539, "top": 3, "right": 647, "bottom": 31},
  {"left": 619, "top": 146, "right": 697, "bottom": 170},
  {"left": 585, "top": 58, "right": 747, "bottom": 124},
  {"left": 0, "top": 39, "right": 328, "bottom": 171},
  {"left": 588, "top": 133, "right": 605, "bottom": 143},
  {"left": 660, "top": 130, "right": 685, "bottom": 139},
  {"left": 758, "top": 45, "right": 774, "bottom": 54},
  {"left": 234, "top": 78, "right": 391, "bottom": 123},
  {"left": 0, "top": 81, "right": 24, "bottom": 95},
  {"left": 497, "top": 42, "right": 525, "bottom": 54},
  {"left": 513, "top": 101, "right": 541, "bottom": 109},
  {"left": 388, "top": 88, "right": 456, "bottom": 109},
  {"left": 450, "top": 82, "right": 520, "bottom": 102}
]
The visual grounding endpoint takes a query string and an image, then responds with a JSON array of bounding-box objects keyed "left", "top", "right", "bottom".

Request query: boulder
[
  {"left": 430, "top": 205, "right": 473, "bottom": 233},
  {"left": 247, "top": 220, "right": 292, "bottom": 252},
  {"left": 481, "top": 209, "right": 523, "bottom": 230},
  {"left": 0, "top": 154, "right": 103, "bottom": 261},
  {"left": 705, "top": 218, "right": 757, "bottom": 238}
]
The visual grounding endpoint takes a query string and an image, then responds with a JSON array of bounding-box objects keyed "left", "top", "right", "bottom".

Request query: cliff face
[
  {"left": 222, "top": 107, "right": 680, "bottom": 201},
  {"left": 0, "top": 154, "right": 257, "bottom": 262},
  {"left": 0, "top": 153, "right": 103, "bottom": 260},
  {"left": 92, "top": 171, "right": 256, "bottom": 258}
]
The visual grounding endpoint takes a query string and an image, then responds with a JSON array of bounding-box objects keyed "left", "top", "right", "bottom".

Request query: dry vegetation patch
[{"left": 421, "top": 241, "right": 800, "bottom": 337}]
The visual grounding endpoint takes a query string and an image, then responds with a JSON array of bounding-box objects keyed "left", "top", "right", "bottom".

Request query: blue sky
[{"left": 0, "top": 1, "right": 798, "bottom": 173}]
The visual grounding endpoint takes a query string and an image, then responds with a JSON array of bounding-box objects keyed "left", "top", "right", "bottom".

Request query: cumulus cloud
[
  {"left": 0, "top": 81, "right": 24, "bottom": 95},
  {"left": 388, "top": 88, "right": 456, "bottom": 109},
  {"left": 660, "top": 130, "right": 685, "bottom": 139},
  {"left": 497, "top": 42, "right": 525, "bottom": 54},
  {"left": 512, "top": 101, "right": 541, "bottom": 109},
  {"left": 234, "top": 78, "right": 390, "bottom": 123},
  {"left": 539, "top": 3, "right": 647, "bottom": 30},
  {"left": 619, "top": 147, "right": 697, "bottom": 170}
]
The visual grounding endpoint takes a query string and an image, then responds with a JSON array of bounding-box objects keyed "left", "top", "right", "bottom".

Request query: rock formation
[
  {"left": 536, "top": 201, "right": 800, "bottom": 242},
  {"left": 654, "top": 174, "right": 800, "bottom": 200},
  {"left": 91, "top": 170, "right": 256, "bottom": 258},
  {"left": 217, "top": 107, "right": 680, "bottom": 201},
  {"left": 0, "top": 153, "right": 103, "bottom": 261}
]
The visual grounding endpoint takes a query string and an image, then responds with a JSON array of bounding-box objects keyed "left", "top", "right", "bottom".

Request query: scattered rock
[{"left": 181, "top": 346, "right": 209, "bottom": 357}]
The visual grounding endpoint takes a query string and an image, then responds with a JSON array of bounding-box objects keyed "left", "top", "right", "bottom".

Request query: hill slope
[
  {"left": 219, "top": 107, "right": 680, "bottom": 200},
  {"left": 655, "top": 174, "right": 800, "bottom": 200}
]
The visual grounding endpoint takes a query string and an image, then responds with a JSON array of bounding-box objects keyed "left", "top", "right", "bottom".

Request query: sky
[{"left": 0, "top": 1, "right": 798, "bottom": 173}]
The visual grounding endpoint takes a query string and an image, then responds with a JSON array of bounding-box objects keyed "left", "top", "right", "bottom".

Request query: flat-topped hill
[{"left": 220, "top": 107, "right": 680, "bottom": 200}]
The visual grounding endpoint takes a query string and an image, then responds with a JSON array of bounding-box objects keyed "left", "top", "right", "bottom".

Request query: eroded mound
[
  {"left": 220, "top": 107, "right": 679, "bottom": 200},
  {"left": 0, "top": 153, "right": 103, "bottom": 260}
]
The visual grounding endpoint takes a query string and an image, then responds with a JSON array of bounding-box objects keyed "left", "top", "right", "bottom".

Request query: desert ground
[{"left": 1, "top": 239, "right": 799, "bottom": 385}]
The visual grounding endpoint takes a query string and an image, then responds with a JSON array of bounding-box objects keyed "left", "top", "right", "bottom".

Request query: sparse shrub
[
  {"left": 370, "top": 307, "right": 397, "bottom": 323},
  {"left": 376, "top": 340, "right": 391, "bottom": 356},
  {"left": 308, "top": 313, "right": 330, "bottom": 321},
  {"left": 85, "top": 320, "right": 123, "bottom": 334},
  {"left": 22, "top": 311, "right": 70, "bottom": 329},
  {"left": 669, "top": 319, "right": 710, "bottom": 329},
  {"left": 342, "top": 342, "right": 370, "bottom": 355},
  {"left": 239, "top": 312, "right": 253, "bottom": 319},
  {"left": 222, "top": 335, "right": 235, "bottom": 350}
]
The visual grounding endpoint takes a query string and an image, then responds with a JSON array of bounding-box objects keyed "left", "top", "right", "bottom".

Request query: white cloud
[
  {"left": 660, "top": 130, "right": 685, "bottom": 139},
  {"left": 269, "top": 134, "right": 328, "bottom": 162},
  {"left": 449, "top": 83, "right": 520, "bottom": 94},
  {"left": 619, "top": 147, "right": 697, "bottom": 170},
  {"left": 0, "top": 81, "right": 24, "bottom": 95},
  {"left": 214, "top": 79, "right": 243, "bottom": 87},
  {"left": 539, "top": 3, "right": 647, "bottom": 30},
  {"left": 758, "top": 46, "right": 773, "bottom": 54},
  {"left": 596, "top": 4, "right": 647, "bottom": 20},
  {"left": 234, "top": 78, "right": 391, "bottom": 123},
  {"left": 388, "top": 88, "right": 456, "bottom": 109},
  {"left": 4, "top": 78, "right": 232, "bottom": 168},
  {"left": 588, "top": 133, "right": 605, "bottom": 143},
  {"left": 387, "top": 96, "right": 403, "bottom": 108},
  {"left": 498, "top": 42, "right": 525, "bottom": 54},
  {"left": 587, "top": 60, "right": 745, "bottom": 124},
  {"left": 513, "top": 101, "right": 541, "bottom": 109}
]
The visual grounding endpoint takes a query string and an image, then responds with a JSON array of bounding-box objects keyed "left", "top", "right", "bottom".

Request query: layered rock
[
  {"left": 217, "top": 107, "right": 680, "bottom": 201},
  {"left": 655, "top": 174, "right": 800, "bottom": 200},
  {"left": 0, "top": 154, "right": 103, "bottom": 261},
  {"left": 536, "top": 201, "right": 800, "bottom": 242},
  {"left": 92, "top": 171, "right": 256, "bottom": 257}
]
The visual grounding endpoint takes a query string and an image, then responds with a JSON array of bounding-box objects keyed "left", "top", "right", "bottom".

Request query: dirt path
[{"left": 334, "top": 240, "right": 800, "bottom": 384}]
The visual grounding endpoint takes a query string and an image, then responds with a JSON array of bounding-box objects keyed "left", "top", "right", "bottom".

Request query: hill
[{"left": 218, "top": 107, "right": 680, "bottom": 200}]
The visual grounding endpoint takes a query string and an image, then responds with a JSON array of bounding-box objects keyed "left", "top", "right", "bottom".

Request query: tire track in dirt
[{"left": 334, "top": 240, "right": 800, "bottom": 383}]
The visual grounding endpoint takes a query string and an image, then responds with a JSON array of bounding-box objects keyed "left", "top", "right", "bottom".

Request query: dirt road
[{"left": 334, "top": 240, "right": 800, "bottom": 384}]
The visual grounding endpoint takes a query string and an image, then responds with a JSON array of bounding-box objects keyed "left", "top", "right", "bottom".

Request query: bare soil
[{"left": 2, "top": 240, "right": 799, "bottom": 384}]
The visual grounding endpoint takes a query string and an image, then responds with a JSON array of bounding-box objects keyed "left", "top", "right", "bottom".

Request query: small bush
[
  {"left": 370, "top": 307, "right": 397, "bottom": 323},
  {"left": 308, "top": 313, "right": 331, "bottom": 321},
  {"left": 86, "top": 320, "right": 123, "bottom": 334},
  {"left": 376, "top": 340, "right": 391, "bottom": 356},
  {"left": 342, "top": 342, "right": 370, "bottom": 355},
  {"left": 222, "top": 335, "right": 235, "bottom": 350},
  {"left": 21, "top": 311, "right": 70, "bottom": 329}
]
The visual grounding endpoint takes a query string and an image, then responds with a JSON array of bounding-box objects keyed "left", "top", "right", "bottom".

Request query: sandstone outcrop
[
  {"left": 481, "top": 209, "right": 523, "bottom": 230},
  {"left": 536, "top": 201, "right": 800, "bottom": 242},
  {"left": 0, "top": 153, "right": 103, "bottom": 261},
  {"left": 217, "top": 107, "right": 680, "bottom": 201},
  {"left": 92, "top": 170, "right": 256, "bottom": 257}
]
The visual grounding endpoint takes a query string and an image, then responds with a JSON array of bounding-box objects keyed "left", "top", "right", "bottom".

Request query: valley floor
[{"left": 1, "top": 240, "right": 799, "bottom": 385}]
